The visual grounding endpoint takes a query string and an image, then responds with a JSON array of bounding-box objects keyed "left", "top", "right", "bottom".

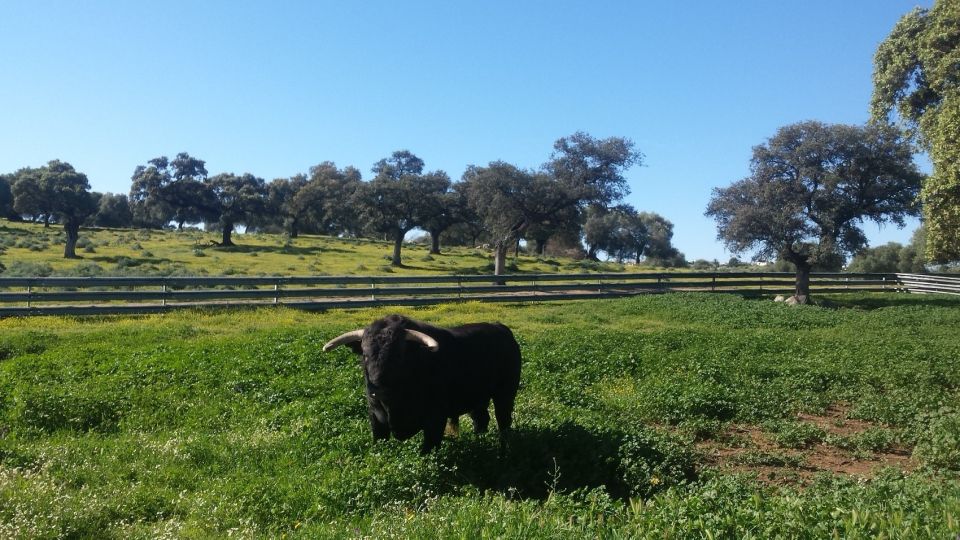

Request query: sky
[{"left": 0, "top": 0, "right": 931, "bottom": 261}]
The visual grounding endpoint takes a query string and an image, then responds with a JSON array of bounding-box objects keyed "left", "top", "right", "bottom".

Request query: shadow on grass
[
  {"left": 0, "top": 225, "right": 40, "bottom": 236},
  {"left": 209, "top": 244, "right": 353, "bottom": 256},
  {"left": 90, "top": 255, "right": 173, "bottom": 266},
  {"left": 824, "top": 294, "right": 960, "bottom": 310},
  {"left": 439, "top": 423, "right": 631, "bottom": 500}
]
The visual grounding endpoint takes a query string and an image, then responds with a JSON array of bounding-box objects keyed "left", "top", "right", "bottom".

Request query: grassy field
[
  {"left": 0, "top": 220, "right": 630, "bottom": 277},
  {"left": 1, "top": 292, "right": 959, "bottom": 538}
]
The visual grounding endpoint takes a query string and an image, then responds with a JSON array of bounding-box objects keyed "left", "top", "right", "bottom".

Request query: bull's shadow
[{"left": 436, "top": 422, "right": 630, "bottom": 500}]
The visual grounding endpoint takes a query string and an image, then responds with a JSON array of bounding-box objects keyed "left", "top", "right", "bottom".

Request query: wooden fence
[{"left": 0, "top": 271, "right": 917, "bottom": 317}]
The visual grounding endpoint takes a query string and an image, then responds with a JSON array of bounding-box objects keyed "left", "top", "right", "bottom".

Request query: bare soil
[{"left": 697, "top": 403, "right": 915, "bottom": 486}]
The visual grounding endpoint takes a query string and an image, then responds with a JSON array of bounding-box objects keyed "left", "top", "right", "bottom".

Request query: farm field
[
  {"left": 0, "top": 220, "right": 629, "bottom": 278},
  {"left": 2, "top": 293, "right": 960, "bottom": 538}
]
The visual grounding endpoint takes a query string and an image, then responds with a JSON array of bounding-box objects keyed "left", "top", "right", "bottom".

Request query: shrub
[
  {"left": 765, "top": 421, "right": 826, "bottom": 449},
  {"left": 619, "top": 428, "right": 698, "bottom": 498},
  {"left": 913, "top": 409, "right": 960, "bottom": 471},
  {"left": 1, "top": 261, "right": 54, "bottom": 277}
]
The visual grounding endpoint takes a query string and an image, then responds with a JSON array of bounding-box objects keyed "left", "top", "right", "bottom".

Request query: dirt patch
[{"left": 697, "top": 403, "right": 915, "bottom": 486}]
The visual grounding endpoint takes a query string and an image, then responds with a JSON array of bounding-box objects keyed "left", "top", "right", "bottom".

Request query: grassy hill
[
  {"left": 0, "top": 220, "right": 631, "bottom": 277},
  {"left": 1, "top": 293, "right": 959, "bottom": 537}
]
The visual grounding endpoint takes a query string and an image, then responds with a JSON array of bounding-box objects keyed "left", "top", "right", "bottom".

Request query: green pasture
[
  {"left": 0, "top": 220, "right": 629, "bottom": 277},
  {"left": 1, "top": 293, "right": 960, "bottom": 538}
]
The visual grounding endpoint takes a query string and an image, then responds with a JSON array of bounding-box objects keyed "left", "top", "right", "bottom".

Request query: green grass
[
  {"left": 0, "top": 220, "right": 634, "bottom": 277},
  {"left": 1, "top": 293, "right": 959, "bottom": 537}
]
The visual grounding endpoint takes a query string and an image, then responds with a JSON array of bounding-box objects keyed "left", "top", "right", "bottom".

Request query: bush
[
  {"left": 913, "top": 409, "right": 960, "bottom": 471},
  {"left": 619, "top": 428, "right": 698, "bottom": 498},
  {"left": 765, "top": 421, "right": 826, "bottom": 449},
  {"left": 1, "top": 261, "right": 54, "bottom": 277}
]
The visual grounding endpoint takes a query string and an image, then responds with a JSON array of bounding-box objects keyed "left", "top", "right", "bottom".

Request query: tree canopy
[
  {"left": 206, "top": 173, "right": 268, "bottom": 246},
  {"left": 355, "top": 151, "right": 450, "bottom": 266},
  {"left": 706, "top": 121, "right": 923, "bottom": 301},
  {"left": 129, "top": 153, "right": 213, "bottom": 229},
  {"left": 872, "top": 0, "right": 960, "bottom": 263}
]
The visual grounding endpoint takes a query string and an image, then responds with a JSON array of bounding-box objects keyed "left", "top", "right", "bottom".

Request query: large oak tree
[
  {"left": 706, "top": 121, "right": 923, "bottom": 302},
  {"left": 356, "top": 151, "right": 449, "bottom": 266}
]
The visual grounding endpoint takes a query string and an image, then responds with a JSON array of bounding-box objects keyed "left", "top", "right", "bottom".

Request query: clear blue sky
[{"left": 0, "top": 1, "right": 930, "bottom": 261}]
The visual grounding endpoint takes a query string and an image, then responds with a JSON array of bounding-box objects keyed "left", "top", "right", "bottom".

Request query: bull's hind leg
[
  {"left": 492, "top": 393, "right": 516, "bottom": 456},
  {"left": 492, "top": 393, "right": 516, "bottom": 434},
  {"left": 470, "top": 405, "right": 490, "bottom": 434}
]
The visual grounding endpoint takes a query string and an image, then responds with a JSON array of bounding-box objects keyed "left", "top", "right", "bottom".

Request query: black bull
[{"left": 323, "top": 315, "right": 522, "bottom": 453}]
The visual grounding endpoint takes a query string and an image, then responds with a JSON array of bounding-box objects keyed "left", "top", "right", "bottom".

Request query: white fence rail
[{"left": 897, "top": 273, "right": 960, "bottom": 296}]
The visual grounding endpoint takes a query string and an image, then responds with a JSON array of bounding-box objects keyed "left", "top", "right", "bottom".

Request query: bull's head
[{"left": 323, "top": 316, "right": 440, "bottom": 439}]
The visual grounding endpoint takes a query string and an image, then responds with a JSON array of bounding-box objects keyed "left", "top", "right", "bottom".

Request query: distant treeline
[{"left": 0, "top": 132, "right": 684, "bottom": 272}]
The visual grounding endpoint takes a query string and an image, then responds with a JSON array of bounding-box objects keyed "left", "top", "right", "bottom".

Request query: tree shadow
[
  {"left": 0, "top": 225, "right": 38, "bottom": 236},
  {"left": 208, "top": 244, "right": 353, "bottom": 256},
  {"left": 90, "top": 255, "right": 173, "bottom": 266},
  {"left": 438, "top": 422, "right": 631, "bottom": 500},
  {"left": 826, "top": 295, "right": 960, "bottom": 310}
]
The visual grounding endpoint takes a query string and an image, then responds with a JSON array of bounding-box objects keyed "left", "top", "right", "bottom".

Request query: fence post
[
  {"left": 161, "top": 282, "right": 167, "bottom": 306},
  {"left": 458, "top": 276, "right": 463, "bottom": 300},
  {"left": 274, "top": 280, "right": 280, "bottom": 304},
  {"left": 371, "top": 278, "right": 376, "bottom": 301},
  {"left": 26, "top": 282, "right": 32, "bottom": 308},
  {"left": 711, "top": 274, "right": 716, "bottom": 292}
]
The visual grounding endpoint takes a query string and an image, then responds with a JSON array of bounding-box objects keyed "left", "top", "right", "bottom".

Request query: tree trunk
[
  {"left": 43, "top": 215, "right": 50, "bottom": 228},
  {"left": 177, "top": 221, "right": 184, "bottom": 231},
  {"left": 391, "top": 230, "right": 404, "bottom": 266},
  {"left": 794, "top": 261, "right": 811, "bottom": 303},
  {"left": 288, "top": 217, "right": 299, "bottom": 239},
  {"left": 493, "top": 241, "right": 510, "bottom": 284},
  {"left": 535, "top": 238, "right": 547, "bottom": 256},
  {"left": 221, "top": 222, "right": 235, "bottom": 246},
  {"left": 429, "top": 229, "right": 441, "bottom": 255},
  {"left": 63, "top": 220, "right": 80, "bottom": 259}
]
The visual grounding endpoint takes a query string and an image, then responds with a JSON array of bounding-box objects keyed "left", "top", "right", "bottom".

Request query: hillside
[{"left": 0, "top": 220, "right": 629, "bottom": 277}]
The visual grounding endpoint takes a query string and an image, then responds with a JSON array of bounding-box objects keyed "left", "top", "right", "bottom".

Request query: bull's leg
[
  {"left": 420, "top": 415, "right": 446, "bottom": 454},
  {"left": 470, "top": 406, "right": 490, "bottom": 434},
  {"left": 369, "top": 410, "right": 390, "bottom": 441},
  {"left": 492, "top": 393, "right": 516, "bottom": 434},
  {"left": 492, "top": 394, "right": 516, "bottom": 456}
]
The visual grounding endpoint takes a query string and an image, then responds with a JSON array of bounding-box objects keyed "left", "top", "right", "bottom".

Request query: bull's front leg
[
  {"left": 420, "top": 414, "right": 447, "bottom": 454},
  {"left": 368, "top": 405, "right": 390, "bottom": 441}
]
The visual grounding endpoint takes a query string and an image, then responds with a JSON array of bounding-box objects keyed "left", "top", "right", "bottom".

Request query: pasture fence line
[
  {"left": 0, "top": 270, "right": 937, "bottom": 317},
  {"left": 896, "top": 273, "right": 960, "bottom": 296}
]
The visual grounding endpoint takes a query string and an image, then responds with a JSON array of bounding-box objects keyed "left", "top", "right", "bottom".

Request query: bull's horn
[
  {"left": 322, "top": 330, "right": 364, "bottom": 352},
  {"left": 405, "top": 329, "right": 439, "bottom": 351}
]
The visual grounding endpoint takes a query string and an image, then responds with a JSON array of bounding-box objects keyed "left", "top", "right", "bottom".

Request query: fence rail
[
  {"left": 896, "top": 273, "right": 960, "bottom": 296},
  {"left": 0, "top": 271, "right": 931, "bottom": 317}
]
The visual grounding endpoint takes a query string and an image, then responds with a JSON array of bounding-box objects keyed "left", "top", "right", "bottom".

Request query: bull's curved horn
[
  {"left": 405, "top": 329, "right": 439, "bottom": 351},
  {"left": 322, "top": 330, "right": 364, "bottom": 352}
]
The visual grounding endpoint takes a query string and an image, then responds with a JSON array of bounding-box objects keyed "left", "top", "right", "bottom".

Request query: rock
[
  {"left": 785, "top": 295, "right": 809, "bottom": 306},
  {"left": 774, "top": 295, "right": 786, "bottom": 302}
]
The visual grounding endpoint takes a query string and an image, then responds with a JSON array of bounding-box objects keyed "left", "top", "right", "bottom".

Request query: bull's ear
[{"left": 323, "top": 330, "right": 364, "bottom": 353}]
